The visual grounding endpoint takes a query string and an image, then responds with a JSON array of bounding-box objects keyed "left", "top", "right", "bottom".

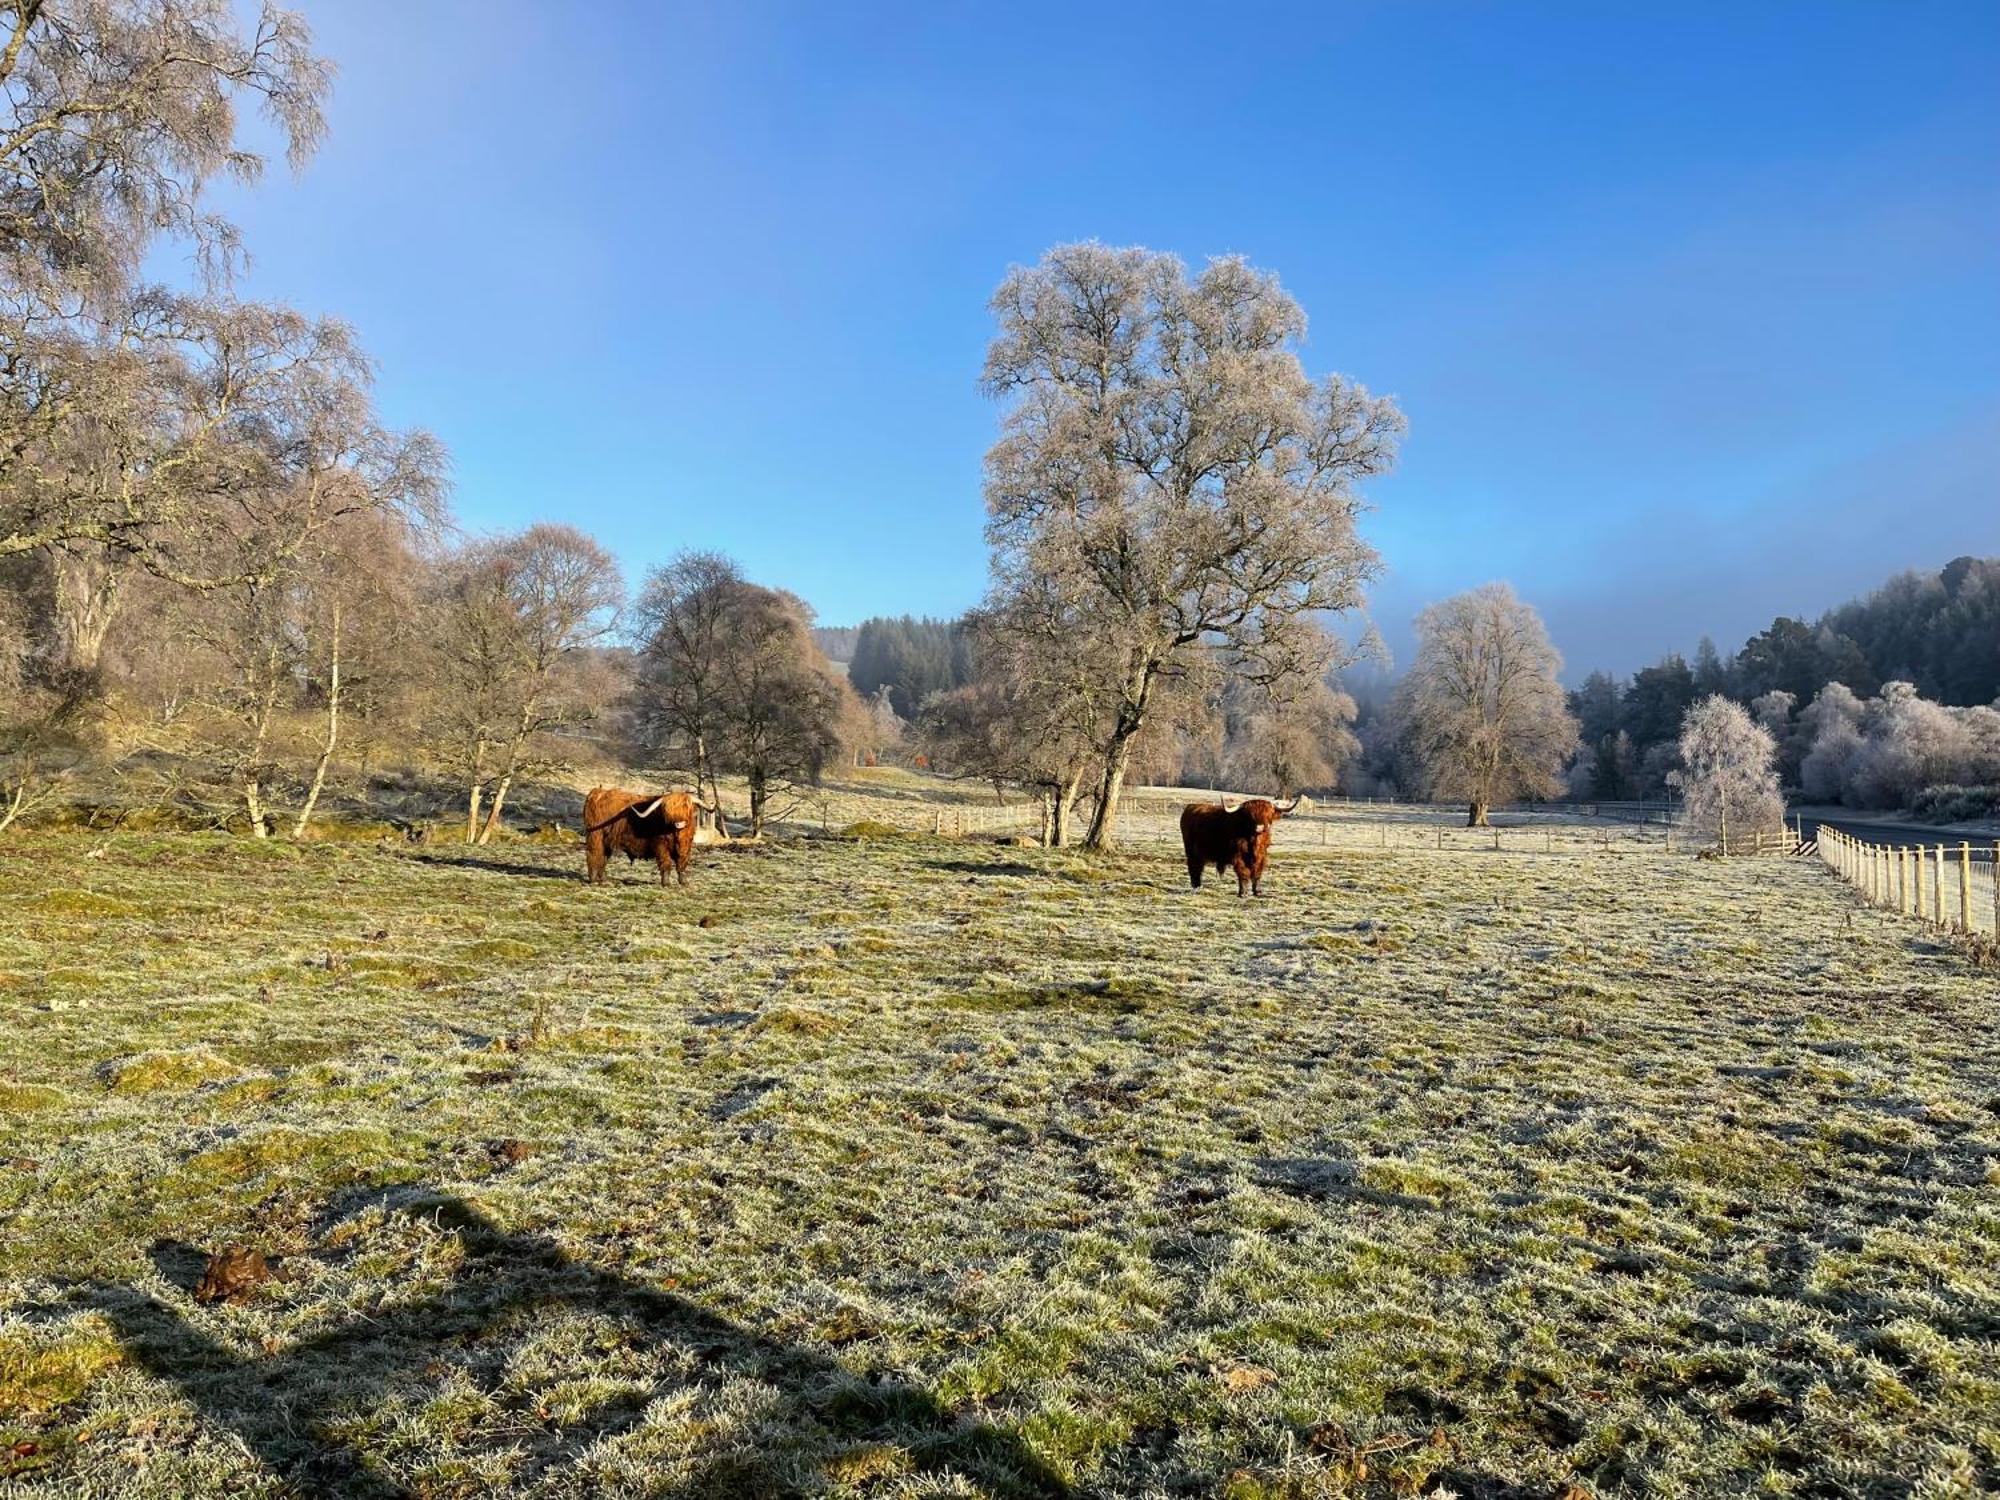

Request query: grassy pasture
[{"left": 0, "top": 820, "right": 1995, "bottom": 1498}]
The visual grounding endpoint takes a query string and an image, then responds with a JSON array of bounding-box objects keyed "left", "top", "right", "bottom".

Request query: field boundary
[{"left": 1817, "top": 824, "right": 2000, "bottom": 940}]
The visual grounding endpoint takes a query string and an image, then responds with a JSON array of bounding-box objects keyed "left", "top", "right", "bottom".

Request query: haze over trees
[
  {"left": 1396, "top": 584, "right": 1579, "bottom": 826},
  {"left": 1560, "top": 557, "right": 1999, "bottom": 817},
  {"left": 846, "top": 615, "right": 970, "bottom": 722},
  {"left": 979, "top": 242, "right": 1402, "bottom": 846}
]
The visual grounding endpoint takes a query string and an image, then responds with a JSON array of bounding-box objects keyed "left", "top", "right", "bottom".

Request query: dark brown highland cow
[
  {"left": 1179, "top": 797, "right": 1299, "bottom": 898},
  {"left": 583, "top": 788, "right": 699, "bottom": 887}
]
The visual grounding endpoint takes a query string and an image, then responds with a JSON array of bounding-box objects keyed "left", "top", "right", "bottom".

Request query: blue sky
[{"left": 207, "top": 1, "right": 1999, "bottom": 678}]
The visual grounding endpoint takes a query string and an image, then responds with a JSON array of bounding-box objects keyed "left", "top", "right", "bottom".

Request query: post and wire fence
[{"left": 1816, "top": 825, "right": 2000, "bottom": 942}]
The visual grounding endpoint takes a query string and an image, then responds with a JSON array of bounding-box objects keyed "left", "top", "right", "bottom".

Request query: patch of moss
[
  {"left": 0, "top": 1083, "right": 68, "bottom": 1113},
  {"left": 97, "top": 1047, "right": 238, "bottom": 1093},
  {"left": 839, "top": 820, "right": 905, "bottom": 840},
  {"left": 0, "top": 1326, "right": 123, "bottom": 1417},
  {"left": 462, "top": 938, "right": 538, "bottom": 962},
  {"left": 28, "top": 889, "right": 134, "bottom": 917}
]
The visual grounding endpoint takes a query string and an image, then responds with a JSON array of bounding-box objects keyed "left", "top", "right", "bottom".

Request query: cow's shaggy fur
[
  {"left": 583, "top": 788, "right": 698, "bottom": 887},
  {"left": 1179, "top": 798, "right": 1295, "bottom": 897}
]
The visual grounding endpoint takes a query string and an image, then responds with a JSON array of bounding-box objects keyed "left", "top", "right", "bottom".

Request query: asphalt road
[{"left": 1793, "top": 811, "right": 2000, "bottom": 854}]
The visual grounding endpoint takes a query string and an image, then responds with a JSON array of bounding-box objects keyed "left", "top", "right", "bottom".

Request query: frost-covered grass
[{"left": 1, "top": 823, "right": 1995, "bottom": 1498}]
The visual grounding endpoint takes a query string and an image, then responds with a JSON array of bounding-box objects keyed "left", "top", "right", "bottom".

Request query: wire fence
[
  {"left": 1816, "top": 824, "right": 2000, "bottom": 941},
  {"left": 906, "top": 792, "right": 1677, "bottom": 857}
]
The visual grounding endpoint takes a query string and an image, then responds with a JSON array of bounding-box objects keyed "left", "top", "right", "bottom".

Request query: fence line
[
  {"left": 1816, "top": 825, "right": 2000, "bottom": 941},
  {"left": 914, "top": 797, "right": 1673, "bottom": 857}
]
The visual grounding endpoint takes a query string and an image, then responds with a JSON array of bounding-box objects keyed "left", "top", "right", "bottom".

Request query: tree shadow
[
  {"left": 406, "top": 851, "right": 581, "bottom": 883},
  {"left": 921, "top": 859, "right": 1044, "bottom": 878},
  {"left": 69, "top": 1186, "right": 1066, "bottom": 1498}
]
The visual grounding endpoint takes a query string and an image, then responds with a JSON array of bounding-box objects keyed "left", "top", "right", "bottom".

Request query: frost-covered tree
[
  {"left": 1671, "top": 695, "right": 1785, "bottom": 841},
  {"left": 1847, "top": 682, "right": 1974, "bottom": 811},
  {"left": 1798, "top": 682, "right": 1865, "bottom": 803},
  {"left": 981, "top": 242, "right": 1401, "bottom": 846},
  {"left": 1223, "top": 677, "right": 1358, "bottom": 798},
  {"left": 1397, "top": 583, "right": 1579, "bottom": 826}
]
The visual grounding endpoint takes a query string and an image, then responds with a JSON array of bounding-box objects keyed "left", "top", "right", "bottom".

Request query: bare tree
[
  {"left": 1225, "top": 677, "right": 1359, "bottom": 797},
  {"left": 980, "top": 242, "right": 1401, "bottom": 847},
  {"left": 628, "top": 551, "right": 743, "bottom": 833},
  {"left": 628, "top": 567, "right": 851, "bottom": 837},
  {"left": 3, "top": 1, "right": 333, "bottom": 570},
  {"left": 923, "top": 574, "right": 1123, "bottom": 845},
  {"left": 427, "top": 526, "right": 619, "bottom": 843},
  {"left": 1671, "top": 695, "right": 1785, "bottom": 842},
  {"left": 1398, "top": 583, "right": 1579, "bottom": 826}
]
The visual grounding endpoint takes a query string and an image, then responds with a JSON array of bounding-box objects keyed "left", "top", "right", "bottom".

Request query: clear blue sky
[{"left": 209, "top": 1, "right": 1999, "bottom": 679}]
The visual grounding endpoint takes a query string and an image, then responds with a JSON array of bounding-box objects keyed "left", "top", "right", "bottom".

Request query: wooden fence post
[
  {"left": 1897, "top": 846, "right": 1909, "bottom": 915},
  {"left": 1960, "top": 842, "right": 1973, "bottom": 933},
  {"left": 1933, "top": 845, "right": 1945, "bottom": 924}
]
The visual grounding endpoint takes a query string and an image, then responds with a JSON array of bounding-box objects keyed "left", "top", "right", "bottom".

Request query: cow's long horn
[
  {"left": 1275, "top": 796, "right": 1301, "bottom": 817},
  {"left": 635, "top": 797, "right": 664, "bottom": 818}
]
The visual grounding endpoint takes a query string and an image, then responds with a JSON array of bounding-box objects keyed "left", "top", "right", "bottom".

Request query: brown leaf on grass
[
  {"left": 493, "top": 1138, "right": 536, "bottom": 1165},
  {"left": 1216, "top": 1362, "right": 1278, "bottom": 1394},
  {"left": 195, "top": 1245, "right": 272, "bottom": 1305}
]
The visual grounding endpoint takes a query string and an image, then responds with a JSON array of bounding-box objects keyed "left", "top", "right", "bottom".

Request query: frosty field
[{"left": 1, "top": 823, "right": 1995, "bottom": 1498}]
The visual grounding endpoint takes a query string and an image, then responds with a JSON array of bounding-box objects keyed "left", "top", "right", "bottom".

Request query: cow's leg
[
  {"left": 1232, "top": 855, "right": 1251, "bottom": 897},
  {"left": 1185, "top": 849, "right": 1203, "bottom": 889},
  {"left": 657, "top": 846, "right": 672, "bottom": 887},
  {"left": 585, "top": 831, "right": 607, "bottom": 885}
]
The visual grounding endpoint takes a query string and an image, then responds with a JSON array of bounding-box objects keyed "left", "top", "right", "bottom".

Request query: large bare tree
[
  {"left": 629, "top": 566, "right": 851, "bottom": 837},
  {"left": 1398, "top": 583, "right": 1579, "bottom": 826},
  {"left": 980, "top": 242, "right": 1401, "bottom": 846},
  {"left": 2, "top": 1, "right": 333, "bottom": 569}
]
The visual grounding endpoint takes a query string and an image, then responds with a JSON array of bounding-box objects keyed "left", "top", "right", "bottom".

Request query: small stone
[{"left": 493, "top": 1139, "right": 536, "bottom": 1165}]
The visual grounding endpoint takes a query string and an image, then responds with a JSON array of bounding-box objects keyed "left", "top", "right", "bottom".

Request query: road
[{"left": 1793, "top": 810, "right": 2000, "bottom": 854}]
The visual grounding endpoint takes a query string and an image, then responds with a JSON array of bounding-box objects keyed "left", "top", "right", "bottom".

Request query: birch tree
[
  {"left": 1399, "top": 583, "right": 1579, "bottom": 826},
  {"left": 981, "top": 242, "right": 1401, "bottom": 847},
  {"left": 1671, "top": 695, "right": 1785, "bottom": 842},
  {"left": 429, "top": 526, "right": 619, "bottom": 843},
  {"left": 2, "top": 0, "right": 333, "bottom": 574},
  {"left": 628, "top": 551, "right": 744, "bottom": 833}
]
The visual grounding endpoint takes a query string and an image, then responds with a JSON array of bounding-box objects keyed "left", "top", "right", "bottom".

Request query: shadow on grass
[
  {"left": 921, "top": 859, "right": 1045, "bottom": 878},
  {"left": 406, "top": 851, "right": 581, "bottom": 883},
  {"left": 75, "top": 1187, "right": 1066, "bottom": 1499}
]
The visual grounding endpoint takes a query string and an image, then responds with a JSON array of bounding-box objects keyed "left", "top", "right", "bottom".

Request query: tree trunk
[
  {"left": 479, "top": 697, "right": 541, "bottom": 845},
  {"left": 45, "top": 547, "right": 126, "bottom": 703},
  {"left": 479, "top": 773, "right": 517, "bottom": 845},
  {"left": 1084, "top": 735, "right": 1136, "bottom": 849},
  {"left": 748, "top": 769, "right": 766, "bottom": 838},
  {"left": 1466, "top": 800, "right": 1489, "bottom": 827},
  {"left": 1052, "top": 767, "right": 1084, "bottom": 848},
  {"left": 1083, "top": 661, "right": 1154, "bottom": 850},
  {"left": 241, "top": 679, "right": 280, "bottom": 839},
  {"left": 695, "top": 736, "right": 728, "bottom": 836},
  {"left": 0, "top": 782, "right": 27, "bottom": 835},
  {"left": 291, "top": 604, "right": 341, "bottom": 840}
]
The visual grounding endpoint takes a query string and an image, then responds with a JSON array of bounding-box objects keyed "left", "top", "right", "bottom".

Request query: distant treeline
[{"left": 1550, "top": 556, "right": 1999, "bottom": 810}]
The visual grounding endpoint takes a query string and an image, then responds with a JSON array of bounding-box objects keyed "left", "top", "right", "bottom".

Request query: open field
[{"left": 1, "top": 819, "right": 1996, "bottom": 1498}]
